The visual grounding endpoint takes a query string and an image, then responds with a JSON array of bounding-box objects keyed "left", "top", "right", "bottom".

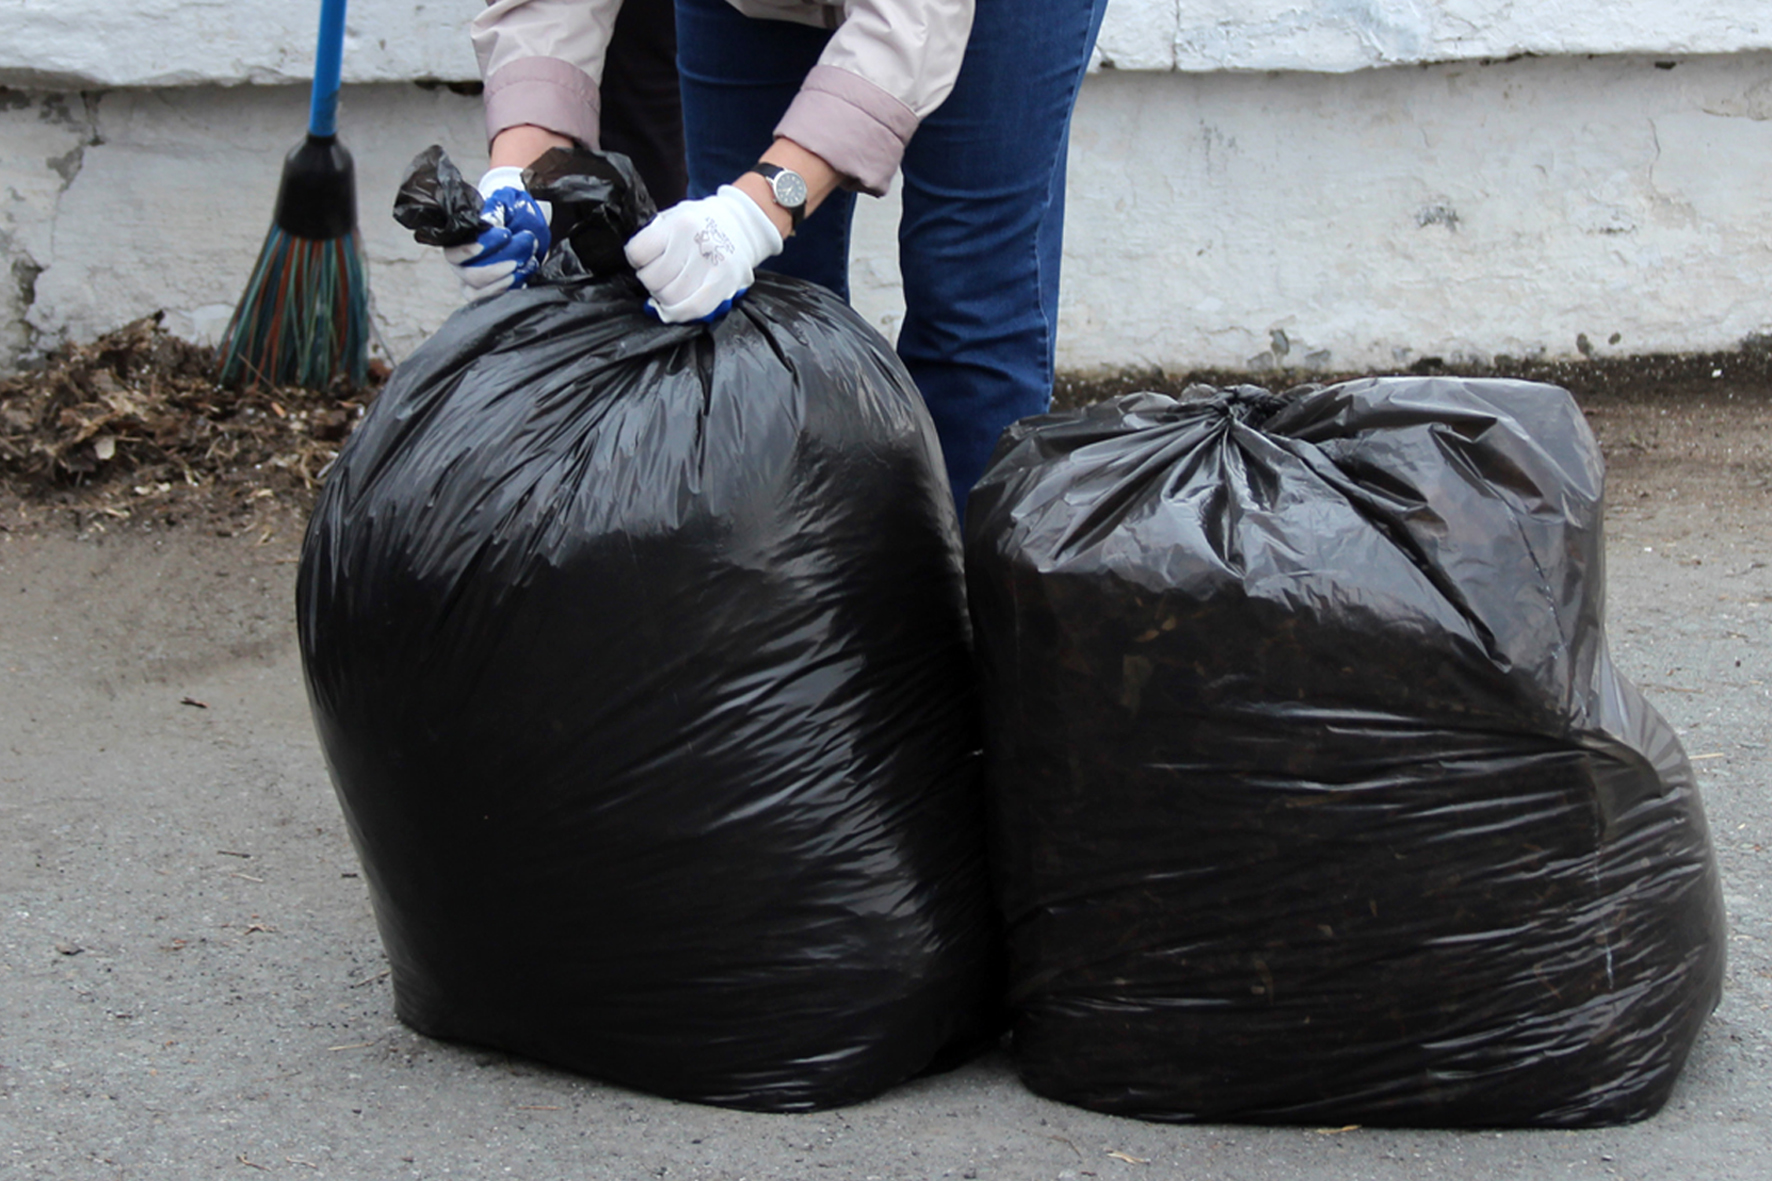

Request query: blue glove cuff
[{"left": 643, "top": 285, "right": 751, "bottom": 324}]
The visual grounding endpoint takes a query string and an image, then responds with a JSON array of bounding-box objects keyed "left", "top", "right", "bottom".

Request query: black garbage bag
[
  {"left": 966, "top": 378, "right": 1726, "bottom": 1127},
  {"left": 297, "top": 148, "right": 999, "bottom": 1112}
]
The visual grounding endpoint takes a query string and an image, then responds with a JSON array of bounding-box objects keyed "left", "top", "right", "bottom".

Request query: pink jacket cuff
[
  {"left": 483, "top": 56, "right": 602, "bottom": 150},
  {"left": 775, "top": 65, "right": 919, "bottom": 197}
]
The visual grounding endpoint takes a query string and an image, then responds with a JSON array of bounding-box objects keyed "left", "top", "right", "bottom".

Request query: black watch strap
[{"left": 751, "top": 162, "right": 807, "bottom": 228}]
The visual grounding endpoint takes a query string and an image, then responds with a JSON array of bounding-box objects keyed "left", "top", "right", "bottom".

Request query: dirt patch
[
  {"left": 3, "top": 318, "right": 1770, "bottom": 542},
  {"left": 0, "top": 314, "right": 385, "bottom": 539}
]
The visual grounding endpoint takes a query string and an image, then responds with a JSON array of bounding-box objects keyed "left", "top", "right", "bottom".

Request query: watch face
[{"left": 771, "top": 169, "right": 808, "bottom": 209}]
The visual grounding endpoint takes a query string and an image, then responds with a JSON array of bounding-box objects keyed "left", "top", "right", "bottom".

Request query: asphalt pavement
[{"left": 1, "top": 489, "right": 1767, "bottom": 1180}]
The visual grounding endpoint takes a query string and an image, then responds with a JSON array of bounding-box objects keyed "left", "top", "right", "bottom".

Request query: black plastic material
[
  {"left": 273, "top": 134, "right": 358, "bottom": 240},
  {"left": 966, "top": 379, "right": 1726, "bottom": 1128},
  {"left": 391, "top": 144, "right": 481, "bottom": 247},
  {"left": 392, "top": 143, "right": 656, "bottom": 278},
  {"left": 297, "top": 149, "right": 999, "bottom": 1112},
  {"left": 525, "top": 145, "right": 658, "bottom": 276}
]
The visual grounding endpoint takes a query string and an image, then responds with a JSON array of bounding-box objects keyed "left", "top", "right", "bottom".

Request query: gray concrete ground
[{"left": 1, "top": 403, "right": 1768, "bottom": 1180}]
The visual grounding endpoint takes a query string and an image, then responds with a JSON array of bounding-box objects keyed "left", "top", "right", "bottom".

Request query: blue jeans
[{"left": 674, "top": 0, "right": 1110, "bottom": 520}]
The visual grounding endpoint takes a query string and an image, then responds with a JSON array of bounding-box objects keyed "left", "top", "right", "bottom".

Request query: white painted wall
[
  {"left": 1052, "top": 53, "right": 1772, "bottom": 372},
  {"left": 1100, "top": 0, "right": 1772, "bottom": 73},
  {"left": 4, "top": 1, "right": 1766, "bottom": 86},
  {"left": 2, "top": 2, "right": 1771, "bottom": 375},
  {"left": 8, "top": 84, "right": 484, "bottom": 367},
  {"left": 0, "top": 1, "right": 481, "bottom": 88}
]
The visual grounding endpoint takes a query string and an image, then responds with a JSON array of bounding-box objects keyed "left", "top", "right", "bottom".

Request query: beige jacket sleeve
[
  {"left": 742, "top": 0, "right": 974, "bottom": 195},
  {"left": 472, "top": 0, "right": 620, "bottom": 151},
  {"left": 472, "top": 0, "right": 975, "bottom": 196}
]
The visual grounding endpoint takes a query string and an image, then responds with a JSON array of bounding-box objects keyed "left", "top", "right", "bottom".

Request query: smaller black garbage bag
[
  {"left": 966, "top": 378, "right": 1726, "bottom": 1127},
  {"left": 296, "top": 148, "right": 1000, "bottom": 1112}
]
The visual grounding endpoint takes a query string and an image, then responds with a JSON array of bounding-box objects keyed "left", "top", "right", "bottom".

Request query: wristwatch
[{"left": 750, "top": 162, "right": 808, "bottom": 229}]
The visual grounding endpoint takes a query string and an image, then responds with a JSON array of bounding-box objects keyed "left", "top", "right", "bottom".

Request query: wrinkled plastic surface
[
  {"left": 966, "top": 380, "right": 1726, "bottom": 1127},
  {"left": 523, "top": 145, "right": 658, "bottom": 278},
  {"left": 393, "top": 143, "right": 656, "bottom": 278},
  {"left": 299, "top": 151, "right": 999, "bottom": 1112},
  {"left": 391, "top": 145, "right": 482, "bottom": 247}
]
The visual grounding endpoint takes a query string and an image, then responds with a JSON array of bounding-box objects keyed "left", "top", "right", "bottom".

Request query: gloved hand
[
  {"left": 443, "top": 165, "right": 552, "bottom": 301},
  {"left": 623, "top": 185, "right": 783, "bottom": 323}
]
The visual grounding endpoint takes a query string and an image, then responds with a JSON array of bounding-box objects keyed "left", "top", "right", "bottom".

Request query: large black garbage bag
[
  {"left": 296, "top": 149, "right": 999, "bottom": 1112},
  {"left": 966, "top": 378, "right": 1726, "bottom": 1127}
]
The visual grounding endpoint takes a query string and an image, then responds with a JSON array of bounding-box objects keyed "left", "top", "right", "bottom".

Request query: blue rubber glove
[
  {"left": 443, "top": 166, "right": 552, "bottom": 301},
  {"left": 624, "top": 186, "right": 783, "bottom": 323}
]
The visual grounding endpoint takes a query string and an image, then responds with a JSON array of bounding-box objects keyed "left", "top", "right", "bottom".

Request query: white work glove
[
  {"left": 443, "top": 166, "right": 553, "bottom": 301},
  {"left": 624, "top": 185, "right": 783, "bottom": 323}
]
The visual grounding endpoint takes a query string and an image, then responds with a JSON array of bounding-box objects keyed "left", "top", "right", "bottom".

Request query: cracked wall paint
[
  {"left": 1095, "top": 1, "right": 1771, "bottom": 76},
  {"left": 22, "top": 83, "right": 487, "bottom": 370},
  {"left": 2, "top": 2, "right": 1767, "bottom": 89},
  {"left": 1049, "top": 52, "right": 1772, "bottom": 372},
  {"left": 0, "top": 2, "right": 481, "bottom": 89},
  {"left": 1704, "top": 77, "right": 1772, "bottom": 121},
  {"left": 0, "top": 91, "right": 97, "bottom": 364},
  {"left": 5, "top": 53, "right": 1772, "bottom": 375}
]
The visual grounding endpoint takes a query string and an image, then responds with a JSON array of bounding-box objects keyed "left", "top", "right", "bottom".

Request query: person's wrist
[
  {"left": 713, "top": 185, "right": 783, "bottom": 259},
  {"left": 488, "top": 124, "right": 573, "bottom": 170},
  {"left": 732, "top": 172, "right": 795, "bottom": 240}
]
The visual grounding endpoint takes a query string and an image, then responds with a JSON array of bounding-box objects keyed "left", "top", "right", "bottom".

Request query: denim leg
[
  {"left": 600, "top": 0, "right": 688, "bottom": 207},
  {"left": 896, "top": 0, "right": 1110, "bottom": 519},
  {"left": 673, "top": 0, "right": 855, "bottom": 299}
]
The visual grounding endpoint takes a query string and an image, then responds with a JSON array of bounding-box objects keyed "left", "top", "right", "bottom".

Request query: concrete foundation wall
[
  {"left": 2, "top": 83, "right": 487, "bottom": 370},
  {"left": 1055, "top": 51, "right": 1772, "bottom": 373},
  {"left": 7, "top": 1, "right": 1766, "bottom": 86},
  {"left": 3, "top": 51, "right": 1771, "bottom": 375}
]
